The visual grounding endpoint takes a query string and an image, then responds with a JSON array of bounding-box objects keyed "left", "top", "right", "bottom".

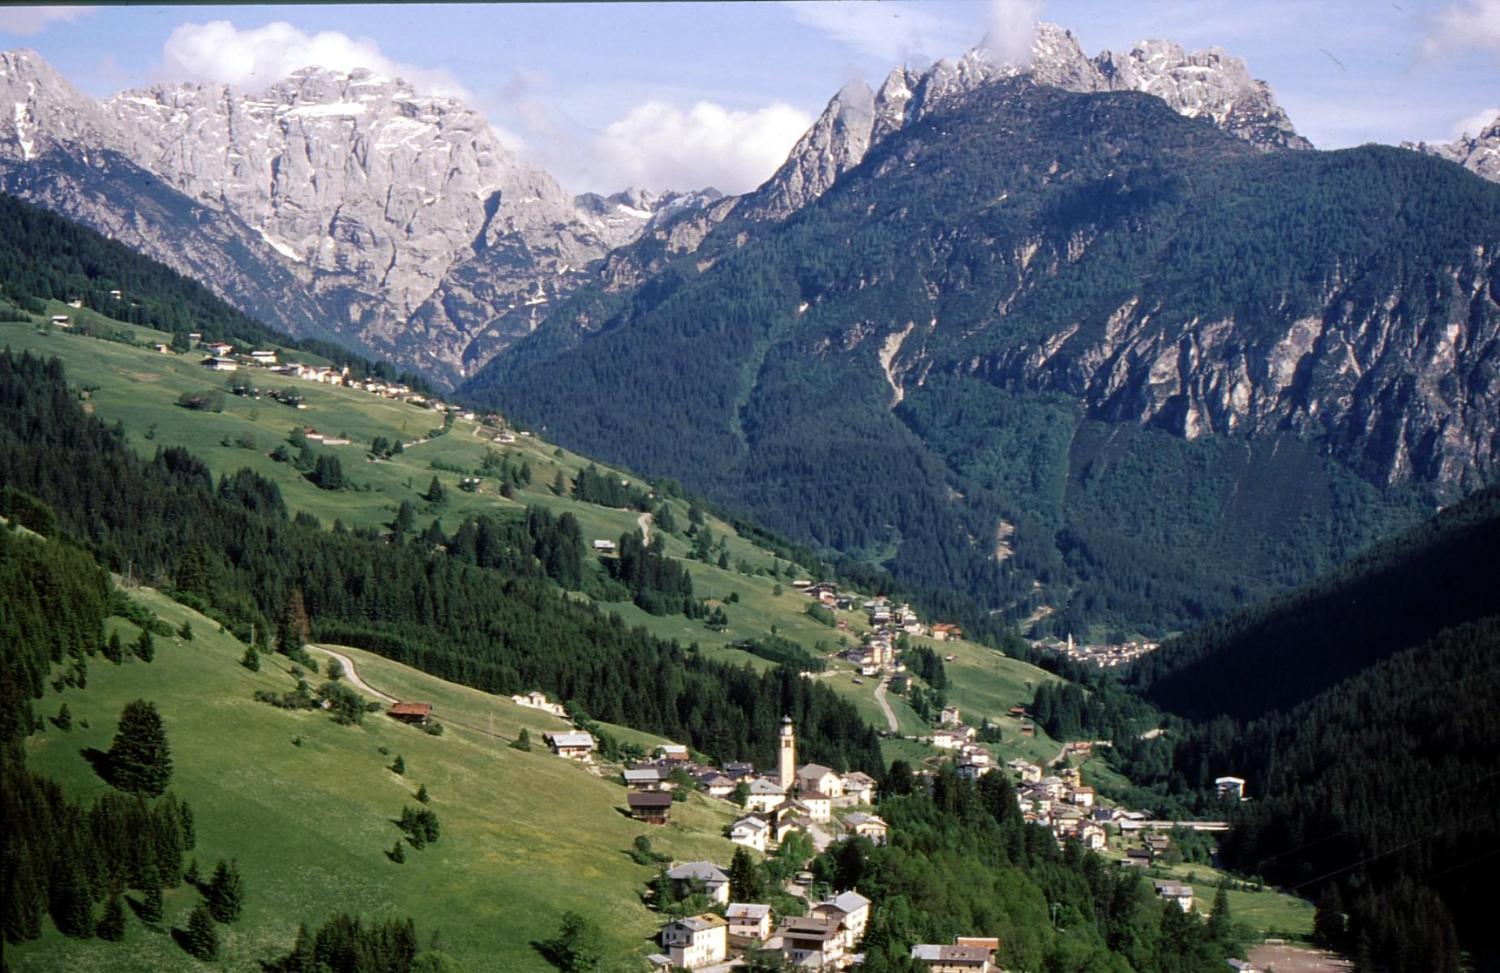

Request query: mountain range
[{"left": 4, "top": 26, "right": 1498, "bottom": 635}]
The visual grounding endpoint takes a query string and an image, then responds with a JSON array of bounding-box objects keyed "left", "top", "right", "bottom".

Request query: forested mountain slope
[
  {"left": 1116, "top": 488, "right": 1500, "bottom": 973},
  {"left": 466, "top": 79, "right": 1499, "bottom": 633}
]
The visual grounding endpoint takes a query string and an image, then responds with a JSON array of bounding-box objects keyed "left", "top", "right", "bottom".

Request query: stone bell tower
[{"left": 778, "top": 715, "right": 796, "bottom": 790}]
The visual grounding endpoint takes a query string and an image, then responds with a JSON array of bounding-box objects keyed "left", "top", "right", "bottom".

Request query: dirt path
[
  {"left": 1248, "top": 943, "right": 1353, "bottom": 972},
  {"left": 637, "top": 511, "right": 653, "bottom": 545},
  {"left": 314, "top": 645, "right": 397, "bottom": 704},
  {"left": 872, "top": 679, "right": 900, "bottom": 733}
]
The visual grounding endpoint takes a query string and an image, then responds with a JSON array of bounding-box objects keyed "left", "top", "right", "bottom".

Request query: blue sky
[{"left": 2, "top": 2, "right": 1497, "bottom": 195}]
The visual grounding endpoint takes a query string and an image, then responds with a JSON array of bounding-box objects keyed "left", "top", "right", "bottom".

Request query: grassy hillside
[
  {"left": 0, "top": 314, "right": 1065, "bottom": 771},
  {"left": 11, "top": 584, "right": 738, "bottom": 973}
]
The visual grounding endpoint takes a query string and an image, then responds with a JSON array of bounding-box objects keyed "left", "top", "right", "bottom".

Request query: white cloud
[
  {"left": 1421, "top": 0, "right": 1500, "bottom": 60},
  {"left": 1452, "top": 105, "right": 1500, "bottom": 138},
  {"left": 786, "top": 0, "right": 967, "bottom": 66},
  {"left": 983, "top": 0, "right": 1045, "bottom": 67},
  {"left": 161, "top": 20, "right": 469, "bottom": 98},
  {"left": 585, "top": 100, "right": 815, "bottom": 195},
  {"left": 0, "top": 5, "right": 94, "bottom": 37}
]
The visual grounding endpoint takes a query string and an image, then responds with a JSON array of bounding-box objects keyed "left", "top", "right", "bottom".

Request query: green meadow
[{"left": 13, "top": 585, "right": 740, "bottom": 973}]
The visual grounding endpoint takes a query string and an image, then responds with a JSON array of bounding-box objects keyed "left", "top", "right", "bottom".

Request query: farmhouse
[
  {"left": 656, "top": 744, "right": 690, "bottom": 763},
  {"left": 543, "top": 730, "right": 596, "bottom": 760},
  {"left": 624, "top": 766, "right": 670, "bottom": 791},
  {"left": 665, "top": 862, "right": 731, "bottom": 905},
  {"left": 592, "top": 539, "right": 617, "bottom": 554},
  {"left": 627, "top": 791, "right": 673, "bottom": 825},
  {"left": 659, "top": 913, "right": 727, "bottom": 970},
  {"left": 49, "top": 314, "right": 71, "bottom": 326},
  {"left": 1154, "top": 881, "right": 1195, "bottom": 912},
  {"left": 201, "top": 356, "right": 238, "bottom": 371},
  {"left": 386, "top": 702, "right": 432, "bottom": 725},
  {"left": 697, "top": 772, "right": 735, "bottom": 798}
]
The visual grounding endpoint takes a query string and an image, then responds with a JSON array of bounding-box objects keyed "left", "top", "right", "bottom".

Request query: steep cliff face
[
  {"left": 1404, "top": 114, "right": 1500, "bottom": 184},
  {"left": 0, "top": 50, "right": 703, "bottom": 382}
]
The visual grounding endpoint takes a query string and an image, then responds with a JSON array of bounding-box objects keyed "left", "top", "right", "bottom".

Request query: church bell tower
[{"left": 778, "top": 715, "right": 796, "bottom": 791}]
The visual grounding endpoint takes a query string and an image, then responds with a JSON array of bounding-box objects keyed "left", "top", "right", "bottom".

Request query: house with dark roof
[
  {"left": 666, "top": 862, "right": 730, "bottom": 905},
  {"left": 627, "top": 791, "right": 673, "bottom": 825}
]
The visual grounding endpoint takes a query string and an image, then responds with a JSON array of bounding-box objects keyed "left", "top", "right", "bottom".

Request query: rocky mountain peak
[
  {"left": 747, "top": 21, "right": 1308, "bottom": 225},
  {"left": 0, "top": 49, "right": 115, "bottom": 160},
  {"left": 1403, "top": 115, "right": 1500, "bottom": 183}
]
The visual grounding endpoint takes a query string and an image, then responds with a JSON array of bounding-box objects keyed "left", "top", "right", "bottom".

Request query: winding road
[{"left": 314, "top": 645, "right": 396, "bottom": 704}]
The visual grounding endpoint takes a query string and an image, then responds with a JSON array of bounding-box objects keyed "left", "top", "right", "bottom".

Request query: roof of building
[
  {"left": 731, "top": 816, "right": 769, "bottom": 833},
  {"left": 628, "top": 792, "right": 674, "bottom": 810},
  {"left": 387, "top": 702, "right": 431, "bottom": 717},
  {"left": 778, "top": 916, "right": 843, "bottom": 942},
  {"left": 748, "top": 778, "right": 785, "bottom": 795},
  {"left": 844, "top": 771, "right": 877, "bottom": 786},
  {"left": 911, "top": 944, "right": 992, "bottom": 962},
  {"left": 843, "top": 813, "right": 887, "bottom": 829},
  {"left": 670, "top": 913, "right": 727, "bottom": 932},
  {"left": 624, "top": 767, "right": 667, "bottom": 782},
  {"left": 545, "top": 731, "right": 595, "bottom": 748},
  {"left": 818, "top": 890, "right": 871, "bottom": 916},
  {"left": 667, "top": 861, "right": 728, "bottom": 883},
  {"left": 727, "top": 903, "right": 772, "bottom": 920},
  {"left": 797, "top": 763, "right": 835, "bottom": 779}
]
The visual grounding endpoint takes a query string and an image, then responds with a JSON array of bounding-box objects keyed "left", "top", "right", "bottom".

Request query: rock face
[
  {"left": 1404, "top": 115, "right": 1500, "bottom": 183},
  {"left": 0, "top": 49, "right": 705, "bottom": 382},
  {"left": 733, "top": 24, "right": 1309, "bottom": 225}
]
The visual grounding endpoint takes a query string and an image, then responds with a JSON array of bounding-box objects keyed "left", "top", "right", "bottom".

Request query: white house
[
  {"left": 1154, "top": 881, "right": 1195, "bottom": 912},
  {"left": 660, "top": 913, "right": 727, "bottom": 970},
  {"left": 543, "top": 731, "right": 595, "bottom": 760},
  {"left": 797, "top": 763, "right": 844, "bottom": 797},
  {"left": 842, "top": 812, "right": 889, "bottom": 845},
  {"left": 729, "top": 816, "right": 770, "bottom": 853},
  {"left": 798, "top": 791, "right": 833, "bottom": 823},
  {"left": 1215, "top": 776, "right": 1246, "bottom": 801},
  {"left": 744, "top": 777, "right": 787, "bottom": 813},
  {"left": 726, "top": 903, "right": 773, "bottom": 944},
  {"left": 666, "top": 862, "right": 731, "bottom": 905},
  {"left": 842, "top": 771, "right": 878, "bottom": 804},
  {"left": 812, "top": 890, "right": 870, "bottom": 949}
]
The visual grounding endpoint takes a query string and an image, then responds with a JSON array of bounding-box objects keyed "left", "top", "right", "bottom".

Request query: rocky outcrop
[
  {"left": 1404, "top": 115, "right": 1500, "bottom": 183},
  {"left": 0, "top": 49, "right": 705, "bottom": 383}
]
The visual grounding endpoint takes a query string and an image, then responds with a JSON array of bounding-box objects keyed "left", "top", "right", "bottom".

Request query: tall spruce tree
[
  {"left": 107, "top": 700, "right": 172, "bottom": 796},
  {"left": 184, "top": 901, "right": 219, "bottom": 960},
  {"left": 206, "top": 860, "right": 243, "bottom": 923}
]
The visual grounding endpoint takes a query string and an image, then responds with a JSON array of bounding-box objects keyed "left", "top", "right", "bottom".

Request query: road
[
  {"left": 872, "top": 679, "right": 900, "bottom": 733},
  {"left": 314, "top": 645, "right": 397, "bottom": 704}
]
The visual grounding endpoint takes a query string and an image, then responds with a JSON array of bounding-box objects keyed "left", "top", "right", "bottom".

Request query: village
[
  {"left": 1031, "top": 635, "right": 1162, "bottom": 668},
  {"left": 392, "top": 572, "right": 1250, "bottom": 973}
]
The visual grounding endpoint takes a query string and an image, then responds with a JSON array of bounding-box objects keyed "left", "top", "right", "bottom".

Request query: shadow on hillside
[
  {"left": 80, "top": 746, "right": 111, "bottom": 785},
  {"left": 531, "top": 939, "right": 566, "bottom": 971}
]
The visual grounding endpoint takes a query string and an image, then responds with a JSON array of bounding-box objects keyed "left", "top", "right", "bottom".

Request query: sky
[{"left": 2, "top": 1, "right": 1498, "bottom": 196}]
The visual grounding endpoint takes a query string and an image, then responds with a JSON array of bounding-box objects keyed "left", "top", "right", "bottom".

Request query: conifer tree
[
  {"left": 107, "top": 700, "right": 172, "bottom": 796},
  {"left": 1207, "top": 881, "right": 1233, "bottom": 946},
  {"left": 96, "top": 893, "right": 125, "bottom": 941},
  {"left": 179, "top": 798, "right": 197, "bottom": 850},
  {"left": 392, "top": 754, "right": 405, "bottom": 775},
  {"left": 185, "top": 901, "right": 219, "bottom": 960},
  {"left": 416, "top": 783, "right": 430, "bottom": 804},
  {"left": 510, "top": 728, "right": 531, "bottom": 752},
  {"left": 133, "top": 628, "right": 154, "bottom": 663},
  {"left": 178, "top": 619, "right": 193, "bottom": 641},
  {"left": 206, "top": 860, "right": 244, "bottom": 923},
  {"left": 728, "top": 848, "right": 763, "bottom": 903},
  {"left": 55, "top": 702, "right": 71, "bottom": 730},
  {"left": 390, "top": 840, "right": 406, "bottom": 864},
  {"left": 240, "top": 645, "right": 260, "bottom": 671},
  {"left": 103, "top": 631, "right": 124, "bottom": 664},
  {"left": 138, "top": 863, "right": 164, "bottom": 924},
  {"left": 425, "top": 476, "right": 446, "bottom": 504}
]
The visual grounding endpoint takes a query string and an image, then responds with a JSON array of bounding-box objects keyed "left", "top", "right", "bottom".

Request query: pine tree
[
  {"left": 390, "top": 840, "right": 406, "bottom": 864},
  {"left": 179, "top": 798, "right": 196, "bottom": 850},
  {"left": 55, "top": 702, "right": 71, "bottom": 730},
  {"left": 103, "top": 631, "right": 124, "bottom": 664},
  {"left": 394, "top": 499, "right": 416, "bottom": 535},
  {"left": 185, "top": 858, "right": 201, "bottom": 887},
  {"left": 138, "top": 863, "right": 164, "bottom": 924},
  {"left": 392, "top": 754, "right": 405, "bottom": 775},
  {"left": 425, "top": 476, "right": 446, "bottom": 504},
  {"left": 206, "top": 860, "right": 244, "bottom": 923},
  {"left": 133, "top": 628, "right": 154, "bottom": 662},
  {"left": 96, "top": 893, "right": 126, "bottom": 941},
  {"left": 547, "top": 911, "right": 603, "bottom": 973},
  {"left": 178, "top": 619, "right": 194, "bottom": 641},
  {"left": 240, "top": 645, "right": 260, "bottom": 671},
  {"left": 276, "top": 591, "right": 308, "bottom": 656},
  {"left": 185, "top": 902, "right": 219, "bottom": 960},
  {"left": 416, "top": 784, "right": 430, "bottom": 804},
  {"left": 510, "top": 728, "right": 532, "bottom": 752},
  {"left": 107, "top": 700, "right": 172, "bottom": 796},
  {"left": 1207, "top": 881, "right": 1233, "bottom": 946},
  {"left": 728, "top": 847, "right": 763, "bottom": 903}
]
